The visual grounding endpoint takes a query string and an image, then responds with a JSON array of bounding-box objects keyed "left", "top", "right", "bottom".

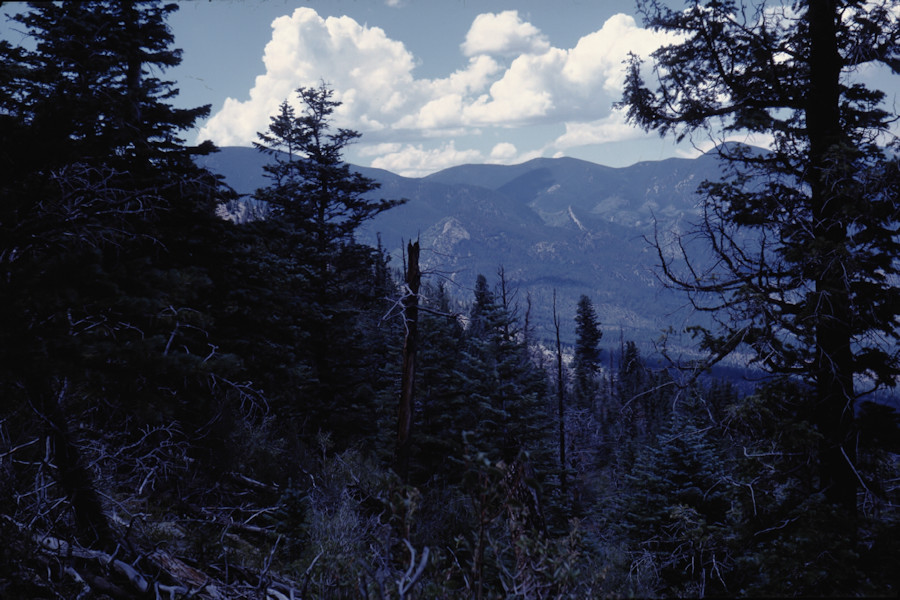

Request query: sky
[
  {"left": 164, "top": 0, "right": 703, "bottom": 176},
  {"left": 3, "top": 1, "right": 898, "bottom": 177}
]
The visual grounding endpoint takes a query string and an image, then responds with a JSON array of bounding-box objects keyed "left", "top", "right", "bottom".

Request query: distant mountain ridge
[{"left": 199, "top": 147, "right": 730, "bottom": 347}]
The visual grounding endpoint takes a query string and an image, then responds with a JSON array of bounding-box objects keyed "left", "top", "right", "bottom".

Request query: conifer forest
[{"left": 1, "top": 1, "right": 899, "bottom": 598}]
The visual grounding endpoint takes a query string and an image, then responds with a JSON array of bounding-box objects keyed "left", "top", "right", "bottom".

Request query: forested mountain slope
[{"left": 202, "top": 146, "right": 729, "bottom": 345}]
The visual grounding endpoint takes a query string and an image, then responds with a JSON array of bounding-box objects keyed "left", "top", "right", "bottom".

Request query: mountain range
[{"left": 199, "top": 146, "right": 730, "bottom": 349}]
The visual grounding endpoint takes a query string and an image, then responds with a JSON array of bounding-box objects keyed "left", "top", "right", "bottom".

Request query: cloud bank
[{"left": 198, "top": 9, "right": 675, "bottom": 176}]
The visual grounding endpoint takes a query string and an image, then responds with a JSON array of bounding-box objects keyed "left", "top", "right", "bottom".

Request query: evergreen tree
[
  {"left": 720, "top": 379, "right": 892, "bottom": 596},
  {"left": 0, "top": 0, "right": 233, "bottom": 552},
  {"left": 458, "top": 275, "right": 513, "bottom": 460},
  {"left": 254, "top": 85, "right": 401, "bottom": 277},
  {"left": 412, "top": 282, "right": 472, "bottom": 484},
  {"left": 616, "top": 341, "right": 647, "bottom": 410},
  {"left": 2, "top": 1, "right": 214, "bottom": 184},
  {"left": 572, "top": 294, "right": 603, "bottom": 409},
  {"left": 619, "top": 401, "right": 734, "bottom": 596},
  {"left": 599, "top": 341, "right": 676, "bottom": 487},
  {"left": 620, "top": 0, "right": 900, "bottom": 513},
  {"left": 462, "top": 273, "right": 551, "bottom": 464},
  {"left": 252, "top": 84, "right": 403, "bottom": 442}
]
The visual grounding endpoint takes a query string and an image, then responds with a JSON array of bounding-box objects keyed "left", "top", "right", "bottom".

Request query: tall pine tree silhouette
[
  {"left": 620, "top": 0, "right": 900, "bottom": 513},
  {"left": 0, "top": 0, "right": 237, "bottom": 550}
]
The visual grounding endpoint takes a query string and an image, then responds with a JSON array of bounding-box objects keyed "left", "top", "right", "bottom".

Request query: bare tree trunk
[
  {"left": 553, "top": 290, "right": 566, "bottom": 498},
  {"left": 396, "top": 240, "right": 420, "bottom": 482}
]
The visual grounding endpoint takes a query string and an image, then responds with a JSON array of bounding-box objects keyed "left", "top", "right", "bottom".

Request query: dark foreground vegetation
[{"left": 1, "top": 1, "right": 898, "bottom": 597}]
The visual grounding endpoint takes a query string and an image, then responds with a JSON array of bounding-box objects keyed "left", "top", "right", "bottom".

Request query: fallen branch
[
  {"left": 37, "top": 535, "right": 151, "bottom": 595},
  {"left": 148, "top": 549, "right": 218, "bottom": 593},
  {"left": 227, "top": 471, "right": 281, "bottom": 494},
  {"left": 0, "top": 516, "right": 218, "bottom": 599},
  {"left": 207, "top": 509, "right": 279, "bottom": 538},
  {"left": 0, "top": 437, "right": 40, "bottom": 459},
  {"left": 4, "top": 512, "right": 312, "bottom": 600},
  {"left": 397, "top": 539, "right": 430, "bottom": 599}
]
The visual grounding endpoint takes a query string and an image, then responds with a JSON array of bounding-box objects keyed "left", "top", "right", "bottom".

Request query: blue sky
[
  {"left": 3, "top": 1, "right": 898, "bottom": 176},
  {"left": 166, "top": 0, "right": 703, "bottom": 175}
]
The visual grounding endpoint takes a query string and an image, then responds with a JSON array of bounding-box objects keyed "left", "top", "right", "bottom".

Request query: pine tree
[
  {"left": 0, "top": 2, "right": 218, "bottom": 547},
  {"left": 462, "top": 273, "right": 551, "bottom": 464},
  {"left": 620, "top": 401, "right": 734, "bottom": 596},
  {"left": 721, "top": 379, "right": 881, "bottom": 596},
  {"left": 0, "top": 0, "right": 231, "bottom": 551},
  {"left": 252, "top": 83, "right": 403, "bottom": 442},
  {"left": 2, "top": 1, "right": 213, "bottom": 181},
  {"left": 616, "top": 341, "right": 647, "bottom": 411},
  {"left": 572, "top": 295, "right": 603, "bottom": 409},
  {"left": 254, "top": 85, "right": 401, "bottom": 277},
  {"left": 620, "top": 0, "right": 900, "bottom": 513},
  {"left": 412, "top": 282, "right": 472, "bottom": 484}
]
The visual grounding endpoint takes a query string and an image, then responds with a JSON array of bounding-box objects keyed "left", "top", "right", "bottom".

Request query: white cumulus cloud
[
  {"left": 369, "top": 142, "right": 483, "bottom": 178},
  {"left": 490, "top": 142, "right": 517, "bottom": 160},
  {"left": 198, "top": 7, "right": 417, "bottom": 146},
  {"left": 463, "top": 49, "right": 565, "bottom": 125},
  {"left": 461, "top": 10, "right": 550, "bottom": 57},
  {"left": 552, "top": 108, "right": 644, "bottom": 150},
  {"left": 358, "top": 142, "right": 403, "bottom": 157},
  {"left": 563, "top": 13, "right": 673, "bottom": 93},
  {"left": 198, "top": 8, "right": 678, "bottom": 174}
]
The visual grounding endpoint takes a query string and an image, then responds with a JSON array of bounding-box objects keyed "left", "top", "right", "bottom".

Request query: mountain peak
[{"left": 199, "top": 147, "right": 727, "bottom": 346}]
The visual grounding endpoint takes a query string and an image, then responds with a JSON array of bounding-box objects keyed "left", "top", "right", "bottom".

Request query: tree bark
[
  {"left": 806, "top": 0, "right": 857, "bottom": 514},
  {"left": 396, "top": 240, "right": 420, "bottom": 482}
]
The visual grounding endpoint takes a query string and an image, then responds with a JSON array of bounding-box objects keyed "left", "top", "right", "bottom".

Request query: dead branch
[
  {"left": 397, "top": 539, "right": 430, "bottom": 599},
  {"left": 195, "top": 506, "right": 280, "bottom": 539},
  {"left": 4, "top": 513, "right": 240, "bottom": 599},
  {"left": 226, "top": 471, "right": 281, "bottom": 494},
  {"left": 0, "top": 436, "right": 40, "bottom": 459}
]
